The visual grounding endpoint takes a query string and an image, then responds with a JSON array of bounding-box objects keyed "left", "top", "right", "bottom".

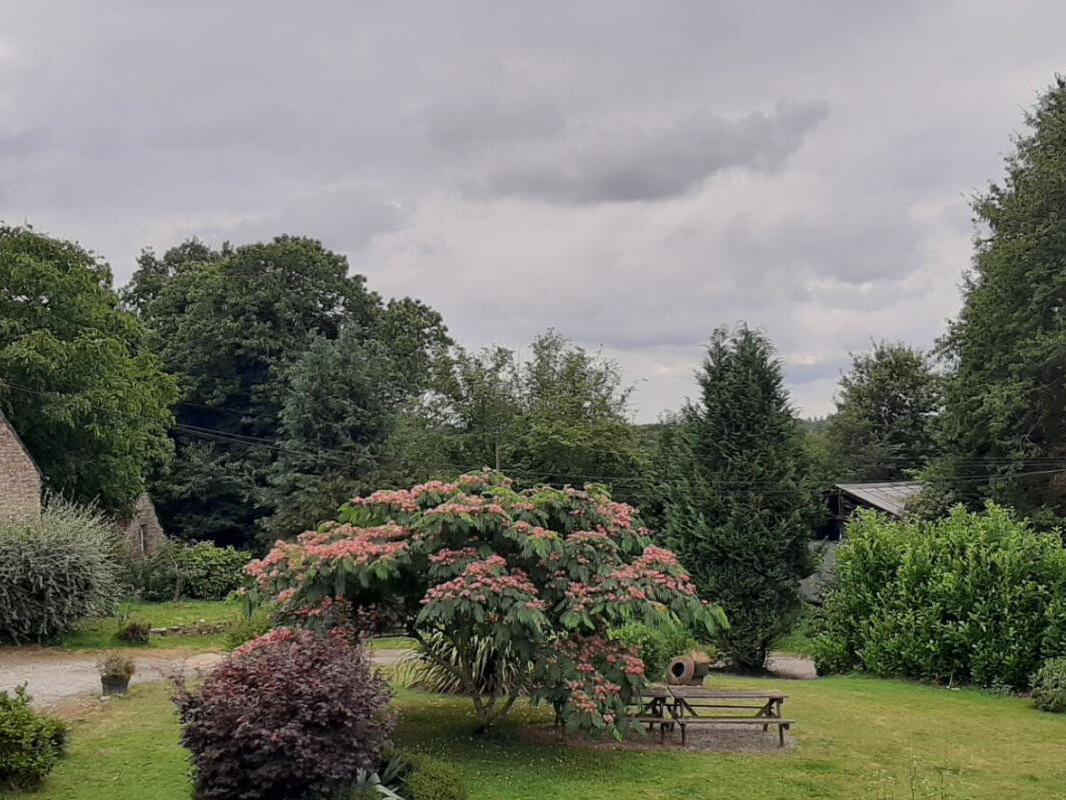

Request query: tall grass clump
[{"left": 0, "top": 498, "right": 124, "bottom": 643}]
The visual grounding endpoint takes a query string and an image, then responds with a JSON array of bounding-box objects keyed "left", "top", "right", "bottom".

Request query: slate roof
[{"left": 834, "top": 481, "right": 922, "bottom": 517}]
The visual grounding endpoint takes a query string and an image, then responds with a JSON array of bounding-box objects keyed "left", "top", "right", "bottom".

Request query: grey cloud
[{"left": 475, "top": 102, "right": 828, "bottom": 204}]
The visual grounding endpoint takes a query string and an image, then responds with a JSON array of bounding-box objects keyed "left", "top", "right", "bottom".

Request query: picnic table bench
[{"left": 628, "top": 686, "right": 793, "bottom": 746}]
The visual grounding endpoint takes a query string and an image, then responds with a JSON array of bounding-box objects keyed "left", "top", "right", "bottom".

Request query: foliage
[
  {"left": 399, "top": 331, "right": 648, "bottom": 504},
  {"left": 223, "top": 604, "right": 275, "bottom": 651},
  {"left": 126, "top": 540, "right": 249, "bottom": 601},
  {"left": 116, "top": 619, "right": 151, "bottom": 644},
  {"left": 401, "top": 631, "right": 530, "bottom": 697},
  {"left": 130, "top": 235, "right": 449, "bottom": 547},
  {"left": 248, "top": 471, "right": 726, "bottom": 735},
  {"left": 931, "top": 78, "right": 1066, "bottom": 524},
  {"left": 826, "top": 342, "right": 941, "bottom": 482},
  {"left": 173, "top": 627, "right": 393, "bottom": 800},
  {"left": 0, "top": 499, "right": 124, "bottom": 643},
  {"left": 259, "top": 331, "right": 407, "bottom": 541},
  {"left": 1031, "top": 657, "right": 1066, "bottom": 713},
  {"left": 98, "top": 652, "right": 136, "bottom": 679},
  {"left": 662, "top": 325, "right": 818, "bottom": 671},
  {"left": 814, "top": 504, "right": 1066, "bottom": 689},
  {"left": 0, "top": 685, "right": 67, "bottom": 790},
  {"left": 608, "top": 622, "right": 697, "bottom": 682},
  {"left": 0, "top": 225, "right": 177, "bottom": 514},
  {"left": 404, "top": 758, "right": 468, "bottom": 800}
]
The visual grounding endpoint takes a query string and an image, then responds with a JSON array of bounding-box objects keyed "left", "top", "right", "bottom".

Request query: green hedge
[
  {"left": 814, "top": 503, "right": 1066, "bottom": 690},
  {"left": 130, "top": 541, "right": 250, "bottom": 601},
  {"left": 609, "top": 622, "right": 697, "bottom": 682}
]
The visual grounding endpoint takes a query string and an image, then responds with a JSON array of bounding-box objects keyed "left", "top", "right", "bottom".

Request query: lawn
[
  {"left": 59, "top": 599, "right": 243, "bottom": 651},
  {"left": 10, "top": 674, "right": 1066, "bottom": 800},
  {"left": 54, "top": 600, "right": 414, "bottom": 653}
]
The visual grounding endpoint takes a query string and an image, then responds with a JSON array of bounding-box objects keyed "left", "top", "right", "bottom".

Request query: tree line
[{"left": 5, "top": 77, "right": 1066, "bottom": 669}]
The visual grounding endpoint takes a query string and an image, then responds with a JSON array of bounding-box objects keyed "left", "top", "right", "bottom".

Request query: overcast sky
[{"left": 2, "top": 2, "right": 1063, "bottom": 421}]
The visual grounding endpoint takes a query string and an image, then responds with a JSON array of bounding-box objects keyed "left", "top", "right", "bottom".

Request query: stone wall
[
  {"left": 117, "top": 494, "right": 168, "bottom": 557},
  {"left": 0, "top": 411, "right": 42, "bottom": 523}
]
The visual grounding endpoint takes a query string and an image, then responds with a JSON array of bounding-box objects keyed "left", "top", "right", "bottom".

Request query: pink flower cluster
[
  {"left": 425, "top": 496, "right": 507, "bottom": 517},
  {"left": 566, "top": 530, "right": 613, "bottom": 546},
  {"left": 422, "top": 555, "right": 540, "bottom": 607},
  {"left": 511, "top": 521, "right": 557, "bottom": 540},
  {"left": 429, "top": 547, "right": 480, "bottom": 566}
]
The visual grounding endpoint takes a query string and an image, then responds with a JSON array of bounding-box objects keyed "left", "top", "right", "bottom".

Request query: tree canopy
[
  {"left": 0, "top": 225, "right": 176, "bottom": 514},
  {"left": 128, "top": 235, "right": 448, "bottom": 546},
  {"left": 826, "top": 342, "right": 941, "bottom": 482},
  {"left": 248, "top": 470, "right": 727, "bottom": 734},
  {"left": 931, "top": 77, "right": 1066, "bottom": 524},
  {"left": 662, "top": 325, "right": 818, "bottom": 671}
]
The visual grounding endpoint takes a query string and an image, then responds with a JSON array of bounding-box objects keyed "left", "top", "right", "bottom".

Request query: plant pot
[{"left": 101, "top": 675, "right": 131, "bottom": 696}]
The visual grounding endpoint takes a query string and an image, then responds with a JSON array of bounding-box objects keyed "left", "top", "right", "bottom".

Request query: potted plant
[{"left": 98, "top": 652, "right": 136, "bottom": 696}]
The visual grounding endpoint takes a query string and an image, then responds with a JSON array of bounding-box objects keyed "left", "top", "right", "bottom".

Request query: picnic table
[{"left": 628, "top": 685, "right": 793, "bottom": 746}]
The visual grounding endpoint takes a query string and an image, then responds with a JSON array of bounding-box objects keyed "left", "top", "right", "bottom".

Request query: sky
[{"left": 2, "top": 1, "right": 1064, "bottom": 421}]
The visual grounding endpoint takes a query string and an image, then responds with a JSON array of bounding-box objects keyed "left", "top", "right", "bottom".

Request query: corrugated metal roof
[{"left": 834, "top": 482, "right": 922, "bottom": 517}]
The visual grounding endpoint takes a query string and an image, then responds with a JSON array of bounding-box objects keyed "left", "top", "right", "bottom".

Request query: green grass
[
  {"left": 60, "top": 600, "right": 241, "bottom": 651},
  {"left": 774, "top": 607, "right": 817, "bottom": 658},
  {"left": 11, "top": 673, "right": 1066, "bottom": 800},
  {"left": 368, "top": 636, "right": 415, "bottom": 650}
]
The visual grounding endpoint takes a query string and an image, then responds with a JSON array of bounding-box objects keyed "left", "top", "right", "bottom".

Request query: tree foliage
[
  {"left": 662, "top": 325, "right": 818, "bottom": 671},
  {"left": 247, "top": 471, "right": 726, "bottom": 735},
  {"left": 401, "top": 331, "right": 647, "bottom": 503},
  {"left": 826, "top": 342, "right": 941, "bottom": 482},
  {"left": 932, "top": 78, "right": 1066, "bottom": 524},
  {"left": 127, "top": 236, "right": 448, "bottom": 546},
  {"left": 0, "top": 225, "right": 176, "bottom": 513}
]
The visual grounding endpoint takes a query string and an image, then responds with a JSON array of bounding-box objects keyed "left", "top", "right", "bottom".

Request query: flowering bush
[
  {"left": 173, "top": 627, "right": 392, "bottom": 800},
  {"left": 249, "top": 471, "right": 727, "bottom": 736}
]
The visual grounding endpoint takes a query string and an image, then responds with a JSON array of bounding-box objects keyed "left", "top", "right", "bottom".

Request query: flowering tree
[{"left": 248, "top": 471, "right": 727, "bottom": 735}]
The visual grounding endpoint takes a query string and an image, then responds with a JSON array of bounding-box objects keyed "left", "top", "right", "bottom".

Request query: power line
[{"left": 7, "top": 376, "right": 1066, "bottom": 492}]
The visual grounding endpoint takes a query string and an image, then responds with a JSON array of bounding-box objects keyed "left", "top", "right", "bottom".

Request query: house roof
[
  {"left": 0, "top": 407, "right": 43, "bottom": 479},
  {"left": 834, "top": 482, "right": 921, "bottom": 517}
]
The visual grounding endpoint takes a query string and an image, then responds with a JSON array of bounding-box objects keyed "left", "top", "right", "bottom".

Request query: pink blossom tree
[{"left": 248, "top": 471, "right": 727, "bottom": 735}]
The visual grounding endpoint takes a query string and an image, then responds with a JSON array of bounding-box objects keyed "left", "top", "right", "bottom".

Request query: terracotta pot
[{"left": 101, "top": 675, "right": 131, "bottom": 696}]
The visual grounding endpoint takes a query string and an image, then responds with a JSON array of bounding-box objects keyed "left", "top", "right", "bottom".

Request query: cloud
[
  {"left": 471, "top": 102, "right": 828, "bottom": 204},
  {"left": 2, "top": 1, "right": 1065, "bottom": 421}
]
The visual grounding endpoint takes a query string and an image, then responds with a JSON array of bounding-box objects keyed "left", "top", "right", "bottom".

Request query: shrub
[
  {"left": 98, "top": 652, "right": 136, "bottom": 680},
  {"left": 174, "top": 627, "right": 392, "bottom": 800},
  {"left": 0, "top": 685, "right": 67, "bottom": 789},
  {"left": 116, "top": 618, "right": 151, "bottom": 644},
  {"left": 129, "top": 540, "right": 250, "bottom": 601},
  {"left": 248, "top": 472, "right": 727, "bottom": 736},
  {"left": 0, "top": 499, "right": 124, "bottom": 643},
  {"left": 223, "top": 604, "right": 275, "bottom": 651},
  {"left": 405, "top": 759, "right": 468, "bottom": 800},
  {"left": 1032, "top": 658, "right": 1066, "bottom": 713},
  {"left": 814, "top": 504, "right": 1066, "bottom": 690},
  {"left": 609, "top": 622, "right": 697, "bottom": 681}
]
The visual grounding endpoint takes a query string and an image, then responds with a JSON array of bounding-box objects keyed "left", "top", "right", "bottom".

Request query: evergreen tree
[
  {"left": 258, "top": 331, "right": 404, "bottom": 540},
  {"left": 664, "top": 325, "right": 818, "bottom": 671},
  {"left": 932, "top": 77, "right": 1066, "bottom": 524},
  {"left": 826, "top": 342, "right": 941, "bottom": 482}
]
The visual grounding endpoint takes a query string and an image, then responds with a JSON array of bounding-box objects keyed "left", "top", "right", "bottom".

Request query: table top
[{"left": 641, "top": 685, "right": 788, "bottom": 701}]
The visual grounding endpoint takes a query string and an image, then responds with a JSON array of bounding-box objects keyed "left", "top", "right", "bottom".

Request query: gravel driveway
[{"left": 0, "top": 646, "right": 412, "bottom": 709}]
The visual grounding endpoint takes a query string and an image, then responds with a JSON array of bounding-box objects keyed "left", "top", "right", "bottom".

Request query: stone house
[{"left": 0, "top": 408, "right": 42, "bottom": 522}]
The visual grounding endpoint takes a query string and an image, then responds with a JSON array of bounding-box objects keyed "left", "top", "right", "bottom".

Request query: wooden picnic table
[{"left": 627, "top": 685, "right": 793, "bottom": 746}]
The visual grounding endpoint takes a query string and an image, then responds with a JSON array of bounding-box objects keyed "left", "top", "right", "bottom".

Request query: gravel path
[
  {"left": 0, "top": 645, "right": 812, "bottom": 710},
  {"left": 0, "top": 646, "right": 413, "bottom": 709}
]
